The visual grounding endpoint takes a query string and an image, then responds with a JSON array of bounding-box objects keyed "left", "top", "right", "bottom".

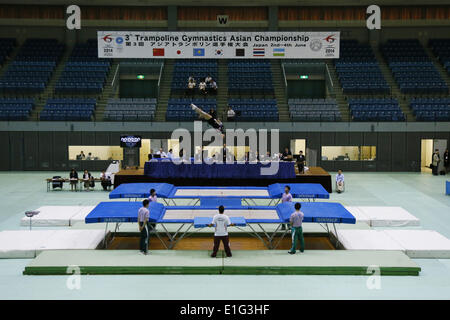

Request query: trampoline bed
[
  {"left": 108, "top": 182, "right": 330, "bottom": 205},
  {"left": 85, "top": 201, "right": 355, "bottom": 249}
]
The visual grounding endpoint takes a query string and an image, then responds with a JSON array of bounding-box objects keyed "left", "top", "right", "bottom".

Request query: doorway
[{"left": 421, "top": 139, "right": 448, "bottom": 173}]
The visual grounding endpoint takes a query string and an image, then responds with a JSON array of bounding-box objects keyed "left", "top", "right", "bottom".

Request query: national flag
[
  {"left": 153, "top": 48, "right": 165, "bottom": 56},
  {"left": 215, "top": 49, "right": 224, "bottom": 56},
  {"left": 235, "top": 48, "right": 245, "bottom": 57},
  {"left": 176, "top": 49, "right": 182, "bottom": 55},
  {"left": 273, "top": 48, "right": 285, "bottom": 57},
  {"left": 193, "top": 48, "right": 205, "bottom": 56},
  {"left": 253, "top": 48, "right": 265, "bottom": 57}
]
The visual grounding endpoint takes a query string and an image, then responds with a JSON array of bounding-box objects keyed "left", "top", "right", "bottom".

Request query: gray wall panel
[
  {"left": 0, "top": 132, "right": 10, "bottom": 170},
  {"left": 53, "top": 132, "right": 68, "bottom": 171},
  {"left": 23, "top": 132, "right": 39, "bottom": 170},
  {"left": 38, "top": 132, "right": 53, "bottom": 169},
  {"left": 391, "top": 132, "right": 407, "bottom": 171},
  {"left": 9, "top": 132, "right": 24, "bottom": 170}
]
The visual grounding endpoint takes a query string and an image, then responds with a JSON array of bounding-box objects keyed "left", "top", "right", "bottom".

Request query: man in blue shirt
[{"left": 288, "top": 202, "right": 305, "bottom": 254}]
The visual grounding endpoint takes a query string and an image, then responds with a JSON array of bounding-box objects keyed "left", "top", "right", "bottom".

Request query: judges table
[
  {"left": 143, "top": 161, "right": 296, "bottom": 179},
  {"left": 46, "top": 178, "right": 111, "bottom": 192}
]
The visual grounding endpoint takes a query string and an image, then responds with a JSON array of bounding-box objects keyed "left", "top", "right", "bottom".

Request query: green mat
[{"left": 23, "top": 249, "right": 420, "bottom": 276}]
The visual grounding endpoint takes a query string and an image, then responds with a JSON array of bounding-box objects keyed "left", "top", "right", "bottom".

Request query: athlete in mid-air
[{"left": 190, "top": 103, "right": 225, "bottom": 135}]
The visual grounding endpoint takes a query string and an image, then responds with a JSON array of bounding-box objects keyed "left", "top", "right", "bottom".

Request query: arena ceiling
[{"left": 0, "top": 0, "right": 447, "bottom": 6}]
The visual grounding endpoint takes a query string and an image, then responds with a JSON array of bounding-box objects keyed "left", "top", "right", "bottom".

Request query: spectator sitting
[
  {"left": 209, "top": 80, "right": 218, "bottom": 95},
  {"left": 89, "top": 175, "right": 95, "bottom": 190},
  {"left": 86, "top": 152, "right": 94, "bottom": 160},
  {"left": 199, "top": 80, "right": 207, "bottom": 95},
  {"left": 205, "top": 75, "right": 212, "bottom": 84},
  {"left": 100, "top": 171, "right": 112, "bottom": 191},
  {"left": 187, "top": 79, "right": 196, "bottom": 96},
  {"left": 167, "top": 149, "right": 173, "bottom": 159},
  {"left": 227, "top": 106, "right": 236, "bottom": 122},
  {"left": 336, "top": 169, "right": 345, "bottom": 193},
  {"left": 77, "top": 151, "right": 86, "bottom": 160},
  {"left": 281, "top": 147, "right": 293, "bottom": 161},
  {"left": 209, "top": 108, "right": 217, "bottom": 119}
]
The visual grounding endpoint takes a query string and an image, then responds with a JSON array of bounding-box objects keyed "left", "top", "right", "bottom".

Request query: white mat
[
  {"left": 335, "top": 229, "right": 405, "bottom": 251},
  {"left": 384, "top": 230, "right": 450, "bottom": 259},
  {"left": 20, "top": 206, "right": 95, "bottom": 227},
  {"left": 0, "top": 229, "right": 104, "bottom": 259},
  {"left": 162, "top": 209, "right": 279, "bottom": 220},
  {"left": 336, "top": 229, "right": 450, "bottom": 258},
  {"left": 36, "top": 230, "right": 104, "bottom": 252},
  {"left": 344, "top": 206, "right": 420, "bottom": 227},
  {"left": 174, "top": 189, "right": 269, "bottom": 197}
]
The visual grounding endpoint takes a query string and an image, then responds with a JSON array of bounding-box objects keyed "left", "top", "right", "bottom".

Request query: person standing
[
  {"left": 281, "top": 186, "right": 292, "bottom": 230},
  {"left": 297, "top": 151, "right": 306, "bottom": 174},
  {"left": 282, "top": 186, "right": 293, "bottom": 203},
  {"left": 138, "top": 199, "right": 150, "bottom": 255},
  {"left": 288, "top": 202, "right": 305, "bottom": 255},
  {"left": 444, "top": 149, "right": 449, "bottom": 174},
  {"left": 432, "top": 149, "right": 440, "bottom": 176},
  {"left": 209, "top": 205, "right": 234, "bottom": 258},
  {"left": 336, "top": 169, "right": 345, "bottom": 193}
]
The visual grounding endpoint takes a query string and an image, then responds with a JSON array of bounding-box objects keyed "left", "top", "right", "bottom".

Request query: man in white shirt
[
  {"left": 227, "top": 106, "right": 236, "bottom": 122},
  {"left": 156, "top": 148, "right": 167, "bottom": 158},
  {"left": 199, "top": 80, "right": 207, "bottom": 95},
  {"left": 208, "top": 205, "right": 234, "bottom": 258},
  {"left": 209, "top": 80, "right": 218, "bottom": 95},
  {"left": 336, "top": 169, "right": 345, "bottom": 193}
]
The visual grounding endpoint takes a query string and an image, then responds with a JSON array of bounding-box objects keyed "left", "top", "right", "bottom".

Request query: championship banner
[{"left": 98, "top": 31, "right": 340, "bottom": 59}]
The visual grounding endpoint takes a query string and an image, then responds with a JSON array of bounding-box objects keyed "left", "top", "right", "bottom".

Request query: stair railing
[{"left": 157, "top": 61, "right": 164, "bottom": 100}]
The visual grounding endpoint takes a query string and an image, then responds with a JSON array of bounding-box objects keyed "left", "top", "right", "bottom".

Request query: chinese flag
[{"left": 153, "top": 48, "right": 165, "bottom": 56}]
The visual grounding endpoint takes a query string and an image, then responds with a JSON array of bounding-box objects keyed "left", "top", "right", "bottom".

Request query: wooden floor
[{"left": 108, "top": 235, "right": 336, "bottom": 250}]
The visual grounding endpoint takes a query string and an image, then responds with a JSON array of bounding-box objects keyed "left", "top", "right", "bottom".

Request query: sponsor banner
[{"left": 98, "top": 31, "right": 340, "bottom": 59}]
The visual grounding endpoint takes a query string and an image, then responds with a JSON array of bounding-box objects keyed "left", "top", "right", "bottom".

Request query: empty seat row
[
  {"left": 349, "top": 98, "right": 405, "bottom": 122},
  {"left": 381, "top": 39, "right": 448, "bottom": 94}
]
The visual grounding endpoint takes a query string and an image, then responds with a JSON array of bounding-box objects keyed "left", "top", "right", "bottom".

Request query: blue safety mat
[
  {"left": 143, "top": 161, "right": 296, "bottom": 179},
  {"left": 85, "top": 202, "right": 354, "bottom": 225},
  {"left": 194, "top": 216, "right": 247, "bottom": 228},
  {"left": 276, "top": 202, "right": 356, "bottom": 224},
  {"left": 85, "top": 201, "right": 165, "bottom": 223},
  {"left": 109, "top": 183, "right": 175, "bottom": 199},
  {"left": 446, "top": 181, "right": 450, "bottom": 195},
  {"left": 268, "top": 183, "right": 329, "bottom": 199}
]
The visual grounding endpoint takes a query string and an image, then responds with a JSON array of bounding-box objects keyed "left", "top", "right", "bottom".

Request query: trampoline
[
  {"left": 108, "top": 182, "right": 330, "bottom": 205},
  {"left": 85, "top": 201, "right": 355, "bottom": 249}
]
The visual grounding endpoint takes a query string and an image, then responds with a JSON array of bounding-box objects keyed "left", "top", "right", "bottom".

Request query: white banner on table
[{"left": 97, "top": 31, "right": 340, "bottom": 59}]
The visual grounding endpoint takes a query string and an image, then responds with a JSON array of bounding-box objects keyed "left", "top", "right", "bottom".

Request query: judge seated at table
[
  {"left": 82, "top": 170, "right": 92, "bottom": 191},
  {"left": 281, "top": 147, "right": 293, "bottom": 161},
  {"left": 69, "top": 168, "right": 78, "bottom": 191},
  {"left": 156, "top": 148, "right": 167, "bottom": 158}
]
